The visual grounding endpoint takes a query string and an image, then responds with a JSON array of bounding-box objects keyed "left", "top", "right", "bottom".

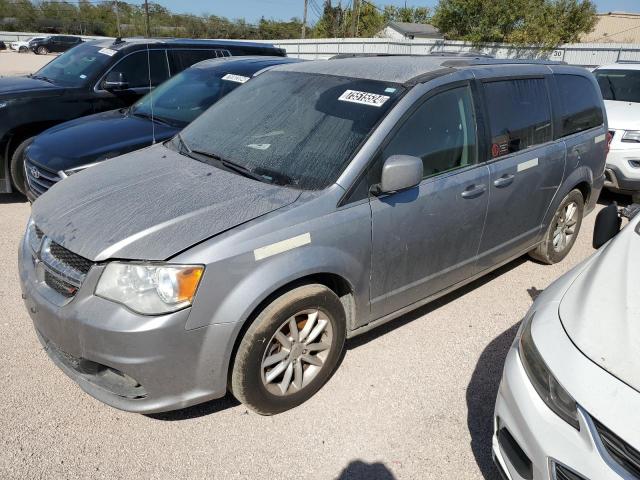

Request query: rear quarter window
[
  {"left": 484, "top": 78, "right": 553, "bottom": 158},
  {"left": 556, "top": 74, "right": 604, "bottom": 137}
]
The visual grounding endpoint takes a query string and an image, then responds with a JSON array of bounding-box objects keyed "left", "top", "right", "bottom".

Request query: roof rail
[
  {"left": 442, "top": 58, "right": 566, "bottom": 67},
  {"left": 330, "top": 51, "right": 494, "bottom": 60},
  {"left": 615, "top": 60, "right": 640, "bottom": 64}
]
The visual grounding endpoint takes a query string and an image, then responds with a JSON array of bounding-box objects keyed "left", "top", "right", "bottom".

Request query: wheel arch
[{"left": 542, "top": 167, "right": 594, "bottom": 229}]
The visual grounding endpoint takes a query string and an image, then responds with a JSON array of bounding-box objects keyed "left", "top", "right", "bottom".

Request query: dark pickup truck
[{"left": 0, "top": 37, "right": 286, "bottom": 194}]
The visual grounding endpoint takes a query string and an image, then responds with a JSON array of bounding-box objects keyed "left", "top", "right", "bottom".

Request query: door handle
[
  {"left": 461, "top": 184, "right": 487, "bottom": 199},
  {"left": 493, "top": 174, "right": 515, "bottom": 188}
]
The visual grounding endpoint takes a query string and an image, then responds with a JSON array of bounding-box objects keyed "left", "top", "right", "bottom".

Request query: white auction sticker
[
  {"left": 98, "top": 48, "right": 117, "bottom": 57},
  {"left": 222, "top": 73, "right": 250, "bottom": 84},
  {"left": 338, "top": 89, "right": 390, "bottom": 107}
]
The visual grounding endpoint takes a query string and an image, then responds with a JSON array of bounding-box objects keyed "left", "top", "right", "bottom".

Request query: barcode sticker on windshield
[
  {"left": 222, "top": 73, "right": 250, "bottom": 84},
  {"left": 339, "top": 90, "right": 390, "bottom": 107},
  {"left": 98, "top": 48, "right": 117, "bottom": 57}
]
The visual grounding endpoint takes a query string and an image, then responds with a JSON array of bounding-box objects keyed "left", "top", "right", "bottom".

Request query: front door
[
  {"left": 369, "top": 84, "right": 490, "bottom": 319},
  {"left": 476, "top": 77, "right": 565, "bottom": 270}
]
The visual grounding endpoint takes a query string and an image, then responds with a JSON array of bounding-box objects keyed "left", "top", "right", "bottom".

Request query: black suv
[
  {"left": 30, "top": 35, "right": 83, "bottom": 55},
  {"left": 0, "top": 37, "right": 286, "bottom": 194}
]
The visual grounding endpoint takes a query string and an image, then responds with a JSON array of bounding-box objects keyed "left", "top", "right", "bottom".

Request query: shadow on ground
[
  {"left": 467, "top": 323, "right": 521, "bottom": 480},
  {"left": 336, "top": 460, "right": 396, "bottom": 480},
  {"left": 0, "top": 192, "right": 27, "bottom": 204}
]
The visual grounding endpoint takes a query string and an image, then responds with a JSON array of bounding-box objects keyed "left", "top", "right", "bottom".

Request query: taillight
[{"left": 605, "top": 131, "right": 613, "bottom": 156}]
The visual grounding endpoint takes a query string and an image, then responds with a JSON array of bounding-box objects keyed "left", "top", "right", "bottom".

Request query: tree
[
  {"left": 432, "top": 0, "right": 597, "bottom": 48},
  {"left": 383, "top": 5, "right": 431, "bottom": 23}
]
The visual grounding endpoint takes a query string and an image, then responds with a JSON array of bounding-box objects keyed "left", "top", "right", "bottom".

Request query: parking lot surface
[
  {"left": 0, "top": 50, "right": 53, "bottom": 76},
  {"left": 0, "top": 56, "right": 621, "bottom": 479}
]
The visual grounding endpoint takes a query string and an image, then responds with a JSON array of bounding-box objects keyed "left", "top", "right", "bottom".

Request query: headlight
[
  {"left": 622, "top": 131, "right": 640, "bottom": 143},
  {"left": 25, "top": 218, "right": 43, "bottom": 254},
  {"left": 95, "top": 262, "right": 204, "bottom": 315},
  {"left": 519, "top": 313, "right": 580, "bottom": 430}
]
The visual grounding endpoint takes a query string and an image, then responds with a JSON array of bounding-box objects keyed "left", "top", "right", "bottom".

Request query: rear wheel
[
  {"left": 10, "top": 137, "right": 34, "bottom": 196},
  {"left": 19, "top": 46, "right": 28, "bottom": 53},
  {"left": 529, "top": 189, "right": 584, "bottom": 264},
  {"left": 36, "top": 46, "right": 48, "bottom": 55},
  {"left": 230, "top": 284, "right": 346, "bottom": 415}
]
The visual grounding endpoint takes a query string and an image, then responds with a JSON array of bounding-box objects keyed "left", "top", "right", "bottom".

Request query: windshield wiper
[
  {"left": 189, "top": 149, "right": 268, "bottom": 183},
  {"left": 131, "top": 110, "right": 175, "bottom": 127},
  {"left": 29, "top": 74, "right": 54, "bottom": 84}
]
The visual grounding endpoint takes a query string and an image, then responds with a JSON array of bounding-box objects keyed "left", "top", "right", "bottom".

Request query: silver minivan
[{"left": 20, "top": 56, "right": 607, "bottom": 415}]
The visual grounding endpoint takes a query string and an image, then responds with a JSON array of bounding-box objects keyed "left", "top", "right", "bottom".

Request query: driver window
[
  {"left": 107, "top": 50, "right": 169, "bottom": 89},
  {"left": 380, "top": 85, "right": 478, "bottom": 179}
]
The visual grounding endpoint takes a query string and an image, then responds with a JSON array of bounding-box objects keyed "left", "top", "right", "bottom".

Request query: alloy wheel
[{"left": 552, "top": 201, "right": 578, "bottom": 252}]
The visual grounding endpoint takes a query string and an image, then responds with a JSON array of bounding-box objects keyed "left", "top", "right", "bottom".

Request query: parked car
[
  {"left": 20, "top": 57, "right": 607, "bottom": 415},
  {"left": 29, "top": 35, "right": 82, "bottom": 55},
  {"left": 493, "top": 202, "right": 640, "bottom": 480},
  {"left": 10, "top": 37, "right": 45, "bottom": 52},
  {"left": 0, "top": 41, "right": 6, "bottom": 51},
  {"left": 594, "top": 63, "right": 640, "bottom": 203},
  {"left": 23, "top": 55, "right": 301, "bottom": 201},
  {"left": 0, "top": 37, "right": 286, "bottom": 195}
]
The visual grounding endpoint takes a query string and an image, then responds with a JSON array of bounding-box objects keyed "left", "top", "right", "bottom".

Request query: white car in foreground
[
  {"left": 594, "top": 64, "right": 640, "bottom": 203},
  {"left": 493, "top": 203, "right": 640, "bottom": 480}
]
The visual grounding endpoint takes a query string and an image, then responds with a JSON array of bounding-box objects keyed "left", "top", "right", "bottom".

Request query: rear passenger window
[
  {"left": 556, "top": 75, "right": 604, "bottom": 137},
  {"left": 168, "top": 50, "right": 220, "bottom": 74},
  {"left": 380, "top": 86, "right": 478, "bottom": 178},
  {"left": 484, "top": 79, "right": 552, "bottom": 158}
]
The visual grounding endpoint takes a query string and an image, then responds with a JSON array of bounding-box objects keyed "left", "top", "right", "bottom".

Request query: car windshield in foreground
[
  {"left": 32, "top": 43, "right": 112, "bottom": 87},
  {"left": 177, "top": 71, "right": 405, "bottom": 190},
  {"left": 131, "top": 67, "right": 244, "bottom": 128},
  {"left": 595, "top": 69, "right": 640, "bottom": 103}
]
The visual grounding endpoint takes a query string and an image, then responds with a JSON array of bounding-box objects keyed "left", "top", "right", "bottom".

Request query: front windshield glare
[
  {"left": 595, "top": 69, "right": 640, "bottom": 103},
  {"left": 34, "top": 43, "right": 112, "bottom": 87},
  {"left": 180, "top": 71, "right": 404, "bottom": 190},
  {"left": 132, "top": 68, "right": 240, "bottom": 127}
]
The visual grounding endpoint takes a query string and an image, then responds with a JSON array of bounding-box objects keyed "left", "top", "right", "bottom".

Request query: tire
[
  {"left": 36, "top": 46, "right": 48, "bottom": 55},
  {"left": 10, "top": 137, "right": 34, "bottom": 196},
  {"left": 231, "top": 284, "right": 346, "bottom": 415},
  {"left": 19, "top": 46, "right": 28, "bottom": 53},
  {"left": 529, "top": 189, "right": 584, "bottom": 264}
]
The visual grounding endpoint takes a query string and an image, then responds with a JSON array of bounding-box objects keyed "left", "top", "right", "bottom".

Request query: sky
[{"left": 147, "top": 0, "right": 640, "bottom": 24}]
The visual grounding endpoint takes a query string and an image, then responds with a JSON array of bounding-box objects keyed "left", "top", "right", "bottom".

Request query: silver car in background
[{"left": 20, "top": 56, "right": 607, "bottom": 415}]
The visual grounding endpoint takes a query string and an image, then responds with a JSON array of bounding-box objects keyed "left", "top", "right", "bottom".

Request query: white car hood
[
  {"left": 560, "top": 215, "right": 640, "bottom": 392},
  {"left": 605, "top": 100, "right": 640, "bottom": 131}
]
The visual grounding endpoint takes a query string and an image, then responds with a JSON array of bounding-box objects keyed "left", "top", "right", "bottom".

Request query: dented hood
[
  {"left": 31, "top": 144, "right": 301, "bottom": 261},
  {"left": 560, "top": 215, "right": 640, "bottom": 392}
]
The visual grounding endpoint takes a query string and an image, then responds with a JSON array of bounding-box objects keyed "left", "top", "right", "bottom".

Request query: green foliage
[
  {"left": 383, "top": 5, "right": 431, "bottom": 23},
  {"left": 432, "top": 0, "right": 597, "bottom": 48}
]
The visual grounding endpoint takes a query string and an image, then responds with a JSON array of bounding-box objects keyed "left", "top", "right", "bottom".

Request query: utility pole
[
  {"left": 351, "top": 0, "right": 358, "bottom": 37},
  {"left": 144, "top": 0, "right": 150, "bottom": 38},
  {"left": 301, "top": 0, "right": 308, "bottom": 39},
  {"left": 114, "top": 0, "right": 122, "bottom": 38}
]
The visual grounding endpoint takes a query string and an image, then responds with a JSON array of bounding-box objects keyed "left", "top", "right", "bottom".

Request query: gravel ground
[
  {"left": 0, "top": 56, "right": 627, "bottom": 480},
  {"left": 0, "top": 50, "right": 54, "bottom": 76}
]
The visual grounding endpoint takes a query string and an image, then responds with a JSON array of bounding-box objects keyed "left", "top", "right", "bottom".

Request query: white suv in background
[
  {"left": 10, "top": 37, "right": 44, "bottom": 52},
  {"left": 594, "top": 64, "right": 640, "bottom": 202}
]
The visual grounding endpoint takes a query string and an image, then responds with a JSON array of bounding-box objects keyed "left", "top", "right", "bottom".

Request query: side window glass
[
  {"left": 484, "top": 79, "right": 552, "bottom": 159},
  {"left": 108, "top": 50, "right": 169, "bottom": 89},
  {"left": 379, "top": 85, "right": 478, "bottom": 179},
  {"left": 168, "top": 50, "right": 218, "bottom": 74},
  {"left": 557, "top": 75, "right": 604, "bottom": 137}
]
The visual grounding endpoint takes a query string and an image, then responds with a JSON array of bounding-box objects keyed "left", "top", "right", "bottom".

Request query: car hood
[
  {"left": 0, "top": 76, "right": 63, "bottom": 97},
  {"left": 28, "top": 109, "right": 178, "bottom": 171},
  {"left": 559, "top": 215, "right": 640, "bottom": 392},
  {"left": 31, "top": 144, "right": 301, "bottom": 262},
  {"left": 604, "top": 100, "right": 640, "bottom": 131}
]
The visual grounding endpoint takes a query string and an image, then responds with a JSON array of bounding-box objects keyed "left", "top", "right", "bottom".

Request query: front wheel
[
  {"left": 10, "top": 137, "right": 34, "bottom": 196},
  {"left": 231, "top": 284, "right": 346, "bottom": 415},
  {"left": 36, "top": 46, "right": 48, "bottom": 55},
  {"left": 529, "top": 189, "right": 584, "bottom": 264}
]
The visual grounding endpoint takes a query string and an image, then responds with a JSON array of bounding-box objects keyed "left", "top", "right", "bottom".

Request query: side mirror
[
  {"left": 375, "top": 155, "right": 423, "bottom": 194},
  {"left": 103, "top": 71, "right": 129, "bottom": 91},
  {"left": 593, "top": 203, "right": 621, "bottom": 249}
]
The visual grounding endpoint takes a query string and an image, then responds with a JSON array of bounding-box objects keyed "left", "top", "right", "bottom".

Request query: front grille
[
  {"left": 49, "top": 241, "right": 93, "bottom": 275},
  {"left": 594, "top": 418, "right": 640, "bottom": 478},
  {"left": 554, "top": 463, "right": 587, "bottom": 480},
  {"left": 44, "top": 269, "right": 77, "bottom": 298},
  {"left": 25, "top": 158, "right": 62, "bottom": 198}
]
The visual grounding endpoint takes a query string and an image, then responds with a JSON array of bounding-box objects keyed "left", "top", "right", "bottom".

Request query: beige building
[{"left": 582, "top": 12, "right": 640, "bottom": 43}]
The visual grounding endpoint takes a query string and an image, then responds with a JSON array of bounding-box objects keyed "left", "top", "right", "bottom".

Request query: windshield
[
  {"left": 179, "top": 71, "right": 405, "bottom": 190},
  {"left": 595, "top": 69, "right": 640, "bottom": 103},
  {"left": 33, "top": 43, "right": 112, "bottom": 87},
  {"left": 131, "top": 67, "right": 243, "bottom": 128}
]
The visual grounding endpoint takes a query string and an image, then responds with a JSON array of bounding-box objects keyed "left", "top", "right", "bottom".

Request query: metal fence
[{"left": 3, "top": 31, "right": 640, "bottom": 67}]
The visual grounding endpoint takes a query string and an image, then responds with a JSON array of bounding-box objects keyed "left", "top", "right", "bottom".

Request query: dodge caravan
[{"left": 20, "top": 56, "right": 607, "bottom": 415}]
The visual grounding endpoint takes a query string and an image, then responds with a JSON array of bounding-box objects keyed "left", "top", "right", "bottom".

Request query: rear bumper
[{"left": 19, "top": 236, "right": 233, "bottom": 413}]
